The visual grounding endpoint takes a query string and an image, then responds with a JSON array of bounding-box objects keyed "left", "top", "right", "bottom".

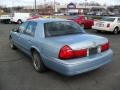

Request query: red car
[
  {"left": 27, "top": 15, "right": 41, "bottom": 20},
  {"left": 69, "top": 16, "right": 94, "bottom": 29}
]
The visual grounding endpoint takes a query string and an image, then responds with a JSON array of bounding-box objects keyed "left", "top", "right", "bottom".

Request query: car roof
[{"left": 27, "top": 18, "right": 70, "bottom": 23}]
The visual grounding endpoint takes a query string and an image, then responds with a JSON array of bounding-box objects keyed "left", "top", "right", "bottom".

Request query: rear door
[{"left": 19, "top": 21, "right": 37, "bottom": 55}]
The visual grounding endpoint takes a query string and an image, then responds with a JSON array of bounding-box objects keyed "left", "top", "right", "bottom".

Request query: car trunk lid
[{"left": 46, "top": 34, "right": 107, "bottom": 50}]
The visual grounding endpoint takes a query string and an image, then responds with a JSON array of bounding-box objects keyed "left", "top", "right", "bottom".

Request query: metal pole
[
  {"left": 85, "top": 0, "right": 87, "bottom": 15},
  {"left": 35, "top": 0, "right": 36, "bottom": 13},
  {"left": 54, "top": 0, "right": 55, "bottom": 13}
]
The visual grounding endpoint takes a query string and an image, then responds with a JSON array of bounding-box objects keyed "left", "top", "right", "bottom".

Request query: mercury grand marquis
[{"left": 9, "top": 18, "right": 113, "bottom": 76}]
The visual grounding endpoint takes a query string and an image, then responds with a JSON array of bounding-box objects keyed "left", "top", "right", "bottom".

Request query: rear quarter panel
[{"left": 34, "top": 22, "right": 61, "bottom": 59}]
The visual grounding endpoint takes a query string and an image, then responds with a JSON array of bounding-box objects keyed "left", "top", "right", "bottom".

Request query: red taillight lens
[
  {"left": 59, "top": 45, "right": 87, "bottom": 60},
  {"left": 74, "top": 49, "right": 87, "bottom": 58},
  {"left": 107, "top": 24, "right": 110, "bottom": 28},
  {"left": 59, "top": 45, "right": 74, "bottom": 59},
  {"left": 101, "top": 42, "right": 109, "bottom": 52}
]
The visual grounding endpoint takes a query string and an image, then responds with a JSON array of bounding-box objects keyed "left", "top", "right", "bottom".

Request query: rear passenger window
[{"left": 24, "top": 22, "right": 37, "bottom": 36}]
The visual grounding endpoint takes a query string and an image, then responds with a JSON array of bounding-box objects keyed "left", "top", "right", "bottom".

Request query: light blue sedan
[{"left": 9, "top": 18, "right": 113, "bottom": 76}]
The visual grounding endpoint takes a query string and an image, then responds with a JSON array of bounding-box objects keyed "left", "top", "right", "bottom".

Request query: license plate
[{"left": 89, "top": 47, "right": 98, "bottom": 56}]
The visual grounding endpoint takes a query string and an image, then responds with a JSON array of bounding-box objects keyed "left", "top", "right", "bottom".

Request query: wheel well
[
  {"left": 17, "top": 19, "right": 22, "bottom": 23},
  {"left": 31, "top": 48, "right": 39, "bottom": 55},
  {"left": 18, "top": 19, "right": 22, "bottom": 21},
  {"left": 115, "top": 26, "right": 119, "bottom": 29}
]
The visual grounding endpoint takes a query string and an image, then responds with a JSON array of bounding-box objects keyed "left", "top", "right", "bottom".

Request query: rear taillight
[
  {"left": 59, "top": 45, "right": 74, "bottom": 59},
  {"left": 107, "top": 24, "right": 110, "bottom": 28},
  {"left": 101, "top": 42, "right": 109, "bottom": 52},
  {"left": 59, "top": 45, "right": 87, "bottom": 60},
  {"left": 74, "top": 49, "right": 87, "bottom": 58}
]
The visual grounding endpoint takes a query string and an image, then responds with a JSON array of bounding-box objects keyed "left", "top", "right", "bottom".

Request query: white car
[{"left": 92, "top": 17, "right": 120, "bottom": 34}]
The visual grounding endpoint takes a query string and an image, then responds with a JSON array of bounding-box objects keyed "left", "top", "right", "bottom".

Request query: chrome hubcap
[
  {"left": 18, "top": 21, "right": 22, "bottom": 24},
  {"left": 33, "top": 54, "right": 40, "bottom": 70},
  {"left": 114, "top": 29, "right": 118, "bottom": 34}
]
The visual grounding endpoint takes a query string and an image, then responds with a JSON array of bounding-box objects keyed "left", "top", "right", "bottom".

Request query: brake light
[
  {"left": 59, "top": 45, "right": 87, "bottom": 60},
  {"left": 59, "top": 45, "right": 74, "bottom": 59},
  {"left": 74, "top": 49, "right": 87, "bottom": 58},
  {"left": 107, "top": 24, "right": 110, "bottom": 28},
  {"left": 101, "top": 42, "right": 109, "bottom": 52}
]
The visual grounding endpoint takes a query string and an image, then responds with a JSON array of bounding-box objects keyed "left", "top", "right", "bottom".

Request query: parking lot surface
[{"left": 0, "top": 23, "right": 120, "bottom": 90}]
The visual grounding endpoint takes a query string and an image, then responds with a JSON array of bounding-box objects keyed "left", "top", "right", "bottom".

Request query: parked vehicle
[
  {"left": 0, "top": 14, "right": 11, "bottom": 24},
  {"left": 10, "top": 13, "right": 31, "bottom": 24},
  {"left": 69, "top": 15, "right": 94, "bottom": 29},
  {"left": 92, "top": 17, "right": 120, "bottom": 34},
  {"left": 9, "top": 18, "right": 113, "bottom": 76},
  {"left": 27, "top": 15, "right": 41, "bottom": 20}
]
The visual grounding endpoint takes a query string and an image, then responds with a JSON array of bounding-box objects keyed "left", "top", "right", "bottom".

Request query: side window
[
  {"left": 19, "top": 22, "right": 29, "bottom": 33},
  {"left": 24, "top": 22, "right": 37, "bottom": 36}
]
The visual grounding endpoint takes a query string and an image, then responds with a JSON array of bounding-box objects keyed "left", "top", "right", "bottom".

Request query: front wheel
[{"left": 32, "top": 51, "right": 46, "bottom": 72}]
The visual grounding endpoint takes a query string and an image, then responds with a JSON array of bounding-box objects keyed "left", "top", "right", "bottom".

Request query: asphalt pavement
[{"left": 0, "top": 23, "right": 120, "bottom": 90}]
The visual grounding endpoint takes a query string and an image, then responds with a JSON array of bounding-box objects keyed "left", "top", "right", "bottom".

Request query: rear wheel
[
  {"left": 32, "top": 51, "right": 46, "bottom": 72},
  {"left": 113, "top": 27, "right": 119, "bottom": 34},
  {"left": 17, "top": 19, "right": 22, "bottom": 24}
]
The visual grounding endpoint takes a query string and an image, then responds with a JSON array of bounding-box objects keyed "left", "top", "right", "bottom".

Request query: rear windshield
[
  {"left": 101, "top": 17, "right": 115, "bottom": 22},
  {"left": 44, "top": 21, "right": 85, "bottom": 37}
]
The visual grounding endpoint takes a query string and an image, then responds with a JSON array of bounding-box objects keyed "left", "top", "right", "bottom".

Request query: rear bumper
[
  {"left": 92, "top": 26, "right": 113, "bottom": 31},
  {"left": 43, "top": 49, "right": 113, "bottom": 76}
]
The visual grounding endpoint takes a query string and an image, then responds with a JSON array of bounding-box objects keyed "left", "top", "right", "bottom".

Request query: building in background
[
  {"left": 0, "top": 1, "right": 120, "bottom": 15},
  {"left": 55, "top": 2, "right": 107, "bottom": 15}
]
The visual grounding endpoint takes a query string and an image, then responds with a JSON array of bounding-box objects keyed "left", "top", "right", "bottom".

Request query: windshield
[
  {"left": 44, "top": 21, "right": 85, "bottom": 37},
  {"left": 101, "top": 17, "right": 115, "bottom": 22}
]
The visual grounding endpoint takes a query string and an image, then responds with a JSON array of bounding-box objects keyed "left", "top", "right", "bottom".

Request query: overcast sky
[{"left": 0, "top": 0, "right": 120, "bottom": 7}]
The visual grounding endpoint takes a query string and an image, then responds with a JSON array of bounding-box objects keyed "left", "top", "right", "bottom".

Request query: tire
[
  {"left": 96, "top": 30, "right": 101, "bottom": 33},
  {"left": 113, "top": 27, "right": 119, "bottom": 34},
  {"left": 9, "top": 38, "right": 17, "bottom": 49},
  {"left": 8, "top": 20, "right": 11, "bottom": 24},
  {"left": 32, "top": 51, "right": 46, "bottom": 72},
  {"left": 17, "top": 19, "right": 22, "bottom": 24},
  {"left": 6, "top": 19, "right": 11, "bottom": 24}
]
